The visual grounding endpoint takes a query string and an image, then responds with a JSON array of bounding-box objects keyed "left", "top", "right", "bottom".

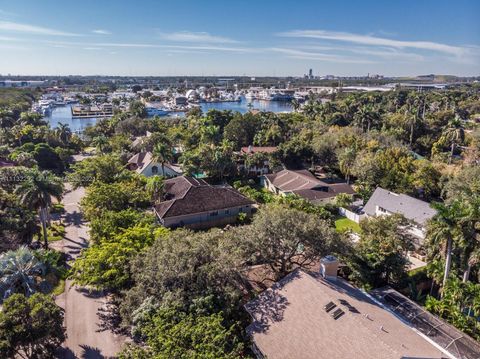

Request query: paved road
[{"left": 53, "top": 185, "right": 127, "bottom": 359}]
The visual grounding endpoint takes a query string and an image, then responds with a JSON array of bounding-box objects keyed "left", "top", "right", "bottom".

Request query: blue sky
[{"left": 0, "top": 0, "right": 479, "bottom": 76}]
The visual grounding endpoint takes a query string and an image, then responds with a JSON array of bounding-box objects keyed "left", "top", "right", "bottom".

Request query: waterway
[{"left": 44, "top": 98, "right": 292, "bottom": 132}]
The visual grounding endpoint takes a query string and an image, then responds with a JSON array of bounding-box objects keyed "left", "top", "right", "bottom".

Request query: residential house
[
  {"left": 244, "top": 261, "right": 480, "bottom": 359},
  {"left": 237, "top": 146, "right": 277, "bottom": 176},
  {"left": 361, "top": 187, "right": 436, "bottom": 242},
  {"left": 262, "top": 169, "right": 354, "bottom": 204},
  {"left": 127, "top": 152, "right": 181, "bottom": 177},
  {"left": 154, "top": 176, "right": 255, "bottom": 229}
]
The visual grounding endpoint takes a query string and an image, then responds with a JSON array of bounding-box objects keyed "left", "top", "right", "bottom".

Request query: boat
[{"left": 146, "top": 106, "right": 170, "bottom": 117}]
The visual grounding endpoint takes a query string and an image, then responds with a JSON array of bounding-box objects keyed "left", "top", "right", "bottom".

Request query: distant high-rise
[{"left": 308, "top": 68, "right": 313, "bottom": 79}]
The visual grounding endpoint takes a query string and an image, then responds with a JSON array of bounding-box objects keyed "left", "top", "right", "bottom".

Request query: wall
[
  {"left": 339, "top": 207, "right": 365, "bottom": 223},
  {"left": 161, "top": 204, "right": 253, "bottom": 229},
  {"left": 141, "top": 162, "right": 179, "bottom": 178}
]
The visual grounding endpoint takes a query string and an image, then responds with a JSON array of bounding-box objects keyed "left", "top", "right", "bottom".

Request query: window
[
  {"left": 151, "top": 166, "right": 158, "bottom": 174},
  {"left": 210, "top": 211, "right": 218, "bottom": 217},
  {"left": 224, "top": 209, "right": 230, "bottom": 214}
]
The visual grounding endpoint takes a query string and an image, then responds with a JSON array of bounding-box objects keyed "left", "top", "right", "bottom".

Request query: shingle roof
[
  {"left": 264, "top": 169, "right": 325, "bottom": 191},
  {"left": 240, "top": 146, "right": 278, "bottom": 154},
  {"left": 363, "top": 187, "right": 436, "bottom": 225},
  {"left": 265, "top": 169, "right": 355, "bottom": 201},
  {"left": 127, "top": 152, "right": 178, "bottom": 174},
  {"left": 244, "top": 270, "right": 446, "bottom": 359},
  {"left": 155, "top": 176, "right": 254, "bottom": 219}
]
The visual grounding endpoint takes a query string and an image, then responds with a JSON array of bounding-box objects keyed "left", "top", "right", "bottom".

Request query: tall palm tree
[
  {"left": 338, "top": 147, "right": 356, "bottom": 184},
  {"left": 426, "top": 201, "right": 465, "bottom": 289},
  {"left": 0, "top": 247, "right": 46, "bottom": 301},
  {"left": 442, "top": 118, "right": 465, "bottom": 164},
  {"left": 15, "top": 169, "right": 64, "bottom": 249},
  {"left": 153, "top": 143, "right": 174, "bottom": 176}
]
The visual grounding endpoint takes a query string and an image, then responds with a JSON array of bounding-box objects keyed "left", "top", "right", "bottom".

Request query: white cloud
[
  {"left": 159, "top": 31, "right": 238, "bottom": 43},
  {"left": 45, "top": 40, "right": 254, "bottom": 53},
  {"left": 278, "top": 29, "right": 466, "bottom": 56},
  {"left": 0, "top": 20, "right": 79, "bottom": 36},
  {"left": 92, "top": 29, "right": 111, "bottom": 35},
  {"left": 269, "top": 47, "right": 376, "bottom": 64}
]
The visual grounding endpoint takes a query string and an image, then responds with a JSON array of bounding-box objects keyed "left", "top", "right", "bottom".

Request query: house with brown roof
[
  {"left": 244, "top": 263, "right": 476, "bottom": 359},
  {"left": 262, "top": 169, "right": 354, "bottom": 204},
  {"left": 237, "top": 145, "right": 278, "bottom": 176},
  {"left": 127, "top": 152, "right": 181, "bottom": 177},
  {"left": 154, "top": 176, "right": 255, "bottom": 229}
]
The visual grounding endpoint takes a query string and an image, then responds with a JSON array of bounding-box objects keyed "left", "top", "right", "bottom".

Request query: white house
[
  {"left": 361, "top": 187, "right": 437, "bottom": 242},
  {"left": 127, "top": 152, "right": 181, "bottom": 177}
]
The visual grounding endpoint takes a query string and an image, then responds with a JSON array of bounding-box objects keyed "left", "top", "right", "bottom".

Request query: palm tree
[
  {"left": 55, "top": 122, "right": 72, "bottom": 145},
  {"left": 15, "top": 169, "right": 64, "bottom": 249},
  {"left": 338, "top": 147, "right": 356, "bottom": 184},
  {"left": 291, "top": 99, "right": 300, "bottom": 112},
  {"left": 146, "top": 175, "right": 165, "bottom": 204},
  {"left": 426, "top": 201, "right": 465, "bottom": 289},
  {"left": 442, "top": 118, "right": 465, "bottom": 164},
  {"left": 153, "top": 143, "right": 174, "bottom": 176},
  {"left": 0, "top": 247, "right": 46, "bottom": 301},
  {"left": 92, "top": 134, "right": 109, "bottom": 153}
]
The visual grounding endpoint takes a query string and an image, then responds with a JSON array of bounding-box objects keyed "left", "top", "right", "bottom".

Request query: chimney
[
  {"left": 248, "top": 145, "right": 253, "bottom": 153},
  {"left": 320, "top": 255, "right": 339, "bottom": 280}
]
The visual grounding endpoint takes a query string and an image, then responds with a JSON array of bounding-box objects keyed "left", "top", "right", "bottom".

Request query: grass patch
[
  {"left": 335, "top": 217, "right": 361, "bottom": 233},
  {"left": 51, "top": 279, "right": 66, "bottom": 296},
  {"left": 47, "top": 222, "right": 66, "bottom": 242}
]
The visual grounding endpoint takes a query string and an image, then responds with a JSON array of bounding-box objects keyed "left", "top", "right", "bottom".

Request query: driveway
[{"left": 53, "top": 185, "right": 127, "bottom": 359}]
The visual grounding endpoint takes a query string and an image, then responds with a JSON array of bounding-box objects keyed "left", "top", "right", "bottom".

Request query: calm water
[{"left": 45, "top": 99, "right": 292, "bottom": 132}]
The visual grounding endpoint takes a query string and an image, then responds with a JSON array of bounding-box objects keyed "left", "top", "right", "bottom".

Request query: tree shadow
[
  {"left": 64, "top": 211, "right": 84, "bottom": 227},
  {"left": 244, "top": 271, "right": 300, "bottom": 334},
  {"left": 74, "top": 286, "right": 105, "bottom": 299},
  {"left": 79, "top": 345, "right": 104, "bottom": 359},
  {"left": 96, "top": 298, "right": 129, "bottom": 335},
  {"left": 55, "top": 346, "right": 76, "bottom": 359}
]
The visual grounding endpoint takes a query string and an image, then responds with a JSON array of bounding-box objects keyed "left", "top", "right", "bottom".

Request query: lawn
[{"left": 334, "top": 217, "right": 361, "bottom": 233}]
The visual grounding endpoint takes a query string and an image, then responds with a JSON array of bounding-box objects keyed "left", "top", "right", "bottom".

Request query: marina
[{"left": 44, "top": 98, "right": 293, "bottom": 132}]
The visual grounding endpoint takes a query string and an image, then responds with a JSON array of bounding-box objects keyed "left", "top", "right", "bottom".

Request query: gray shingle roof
[{"left": 363, "top": 187, "right": 436, "bottom": 225}]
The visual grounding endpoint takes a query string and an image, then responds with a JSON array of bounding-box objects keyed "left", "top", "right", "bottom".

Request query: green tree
[
  {"left": 67, "top": 154, "right": 128, "bottom": 188},
  {"left": 54, "top": 123, "right": 72, "bottom": 146},
  {"left": 348, "top": 215, "right": 413, "bottom": 288},
  {"left": 70, "top": 225, "right": 167, "bottom": 291},
  {"left": 14, "top": 169, "right": 63, "bottom": 248},
  {"left": 153, "top": 143, "right": 174, "bottom": 176},
  {"left": 425, "top": 201, "right": 467, "bottom": 288},
  {"left": 125, "top": 306, "right": 243, "bottom": 359},
  {"left": 235, "top": 204, "right": 341, "bottom": 280},
  {"left": 0, "top": 293, "right": 65, "bottom": 359},
  {"left": 121, "top": 229, "right": 243, "bottom": 324},
  {"left": 81, "top": 178, "right": 149, "bottom": 219},
  {"left": 145, "top": 175, "right": 165, "bottom": 204}
]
